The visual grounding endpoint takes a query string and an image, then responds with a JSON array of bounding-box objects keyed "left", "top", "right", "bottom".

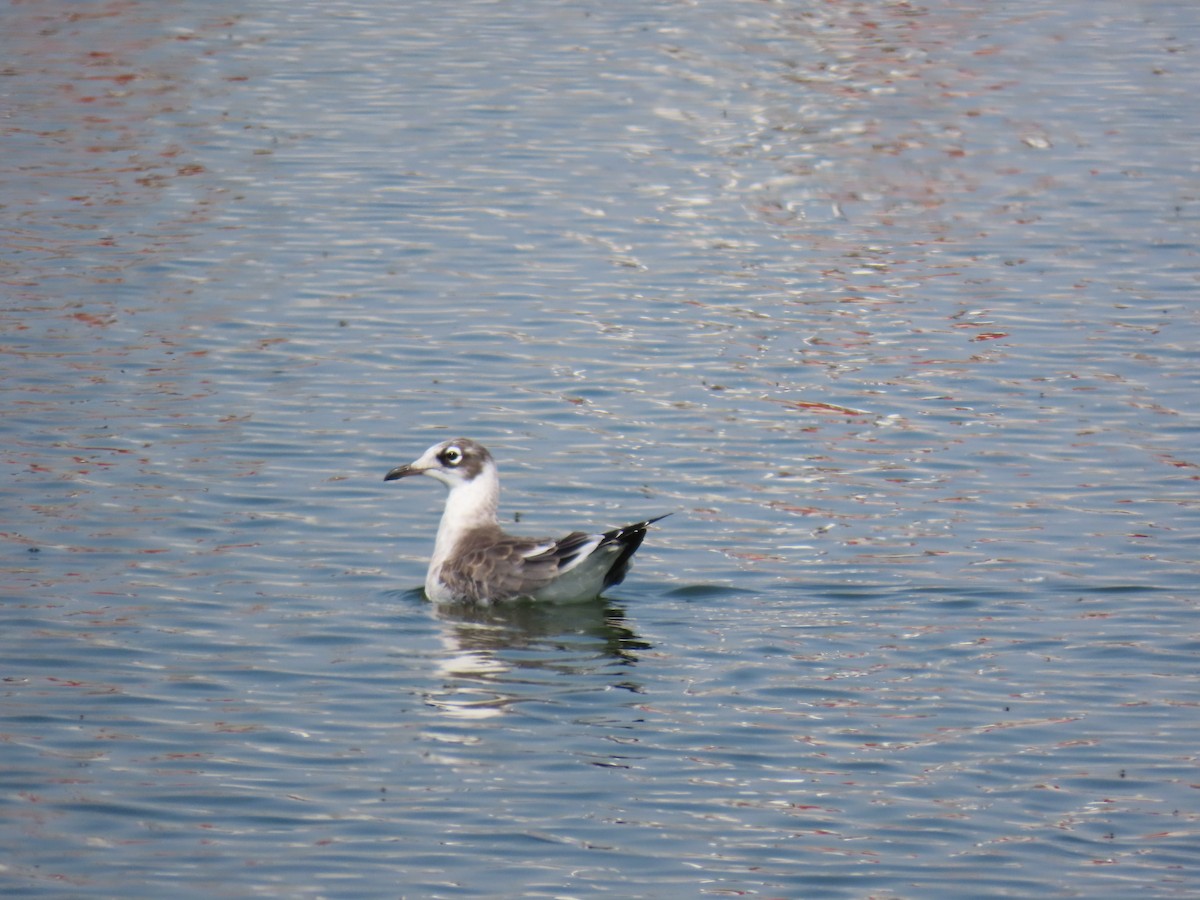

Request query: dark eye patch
[{"left": 439, "top": 446, "right": 463, "bottom": 466}]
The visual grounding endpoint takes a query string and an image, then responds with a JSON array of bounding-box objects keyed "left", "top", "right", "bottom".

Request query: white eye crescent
[{"left": 440, "top": 446, "right": 463, "bottom": 466}]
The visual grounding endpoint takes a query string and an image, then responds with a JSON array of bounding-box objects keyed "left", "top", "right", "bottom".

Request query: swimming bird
[{"left": 383, "top": 438, "right": 667, "bottom": 604}]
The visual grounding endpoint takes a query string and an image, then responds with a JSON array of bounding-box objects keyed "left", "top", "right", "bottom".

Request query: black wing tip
[
  {"left": 603, "top": 512, "right": 670, "bottom": 544},
  {"left": 620, "top": 512, "right": 672, "bottom": 535},
  {"left": 599, "top": 513, "right": 670, "bottom": 590}
]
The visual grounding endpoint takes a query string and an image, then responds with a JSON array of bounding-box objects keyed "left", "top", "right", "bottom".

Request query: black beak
[{"left": 383, "top": 464, "right": 421, "bottom": 481}]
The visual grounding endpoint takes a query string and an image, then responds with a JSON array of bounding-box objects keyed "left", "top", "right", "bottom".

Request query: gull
[{"left": 384, "top": 438, "right": 667, "bottom": 604}]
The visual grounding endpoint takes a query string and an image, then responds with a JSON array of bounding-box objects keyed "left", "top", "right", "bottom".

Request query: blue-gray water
[{"left": 3, "top": 1, "right": 1198, "bottom": 897}]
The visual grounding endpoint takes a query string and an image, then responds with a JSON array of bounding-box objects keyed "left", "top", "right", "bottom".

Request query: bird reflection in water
[{"left": 425, "top": 597, "right": 649, "bottom": 720}]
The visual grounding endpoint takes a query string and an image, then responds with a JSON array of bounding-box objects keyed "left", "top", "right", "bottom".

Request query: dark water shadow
[
  {"left": 385, "top": 585, "right": 650, "bottom": 657},
  {"left": 437, "top": 595, "right": 649, "bottom": 661}
]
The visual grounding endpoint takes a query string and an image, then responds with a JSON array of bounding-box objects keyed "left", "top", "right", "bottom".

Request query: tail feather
[{"left": 600, "top": 514, "right": 671, "bottom": 590}]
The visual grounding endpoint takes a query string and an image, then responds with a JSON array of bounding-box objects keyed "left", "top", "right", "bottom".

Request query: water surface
[{"left": 3, "top": 0, "right": 1198, "bottom": 897}]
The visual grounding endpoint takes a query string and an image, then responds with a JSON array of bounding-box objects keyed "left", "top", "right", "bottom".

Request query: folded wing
[{"left": 439, "top": 515, "right": 668, "bottom": 604}]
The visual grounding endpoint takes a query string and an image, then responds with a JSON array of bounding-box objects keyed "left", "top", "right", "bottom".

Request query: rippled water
[{"left": 3, "top": 0, "right": 1198, "bottom": 897}]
